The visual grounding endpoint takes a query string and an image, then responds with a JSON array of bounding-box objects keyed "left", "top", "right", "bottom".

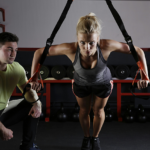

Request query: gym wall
[{"left": 0, "top": 0, "right": 150, "bottom": 47}]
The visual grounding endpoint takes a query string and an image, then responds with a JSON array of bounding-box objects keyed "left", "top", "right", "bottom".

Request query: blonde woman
[{"left": 31, "top": 13, "right": 149, "bottom": 150}]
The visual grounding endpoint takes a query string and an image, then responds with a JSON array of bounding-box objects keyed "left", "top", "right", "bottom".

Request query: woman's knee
[
  {"left": 93, "top": 108, "right": 104, "bottom": 118},
  {"left": 79, "top": 108, "right": 91, "bottom": 117}
]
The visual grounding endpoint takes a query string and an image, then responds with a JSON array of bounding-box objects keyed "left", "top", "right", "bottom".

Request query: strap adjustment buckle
[
  {"left": 46, "top": 38, "right": 53, "bottom": 46},
  {"left": 125, "top": 36, "right": 132, "bottom": 44}
]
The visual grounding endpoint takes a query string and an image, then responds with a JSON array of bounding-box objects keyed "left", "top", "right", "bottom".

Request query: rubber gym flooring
[{"left": 1, "top": 120, "right": 150, "bottom": 150}]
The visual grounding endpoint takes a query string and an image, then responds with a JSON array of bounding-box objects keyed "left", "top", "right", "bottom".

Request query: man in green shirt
[{"left": 0, "top": 32, "right": 42, "bottom": 150}]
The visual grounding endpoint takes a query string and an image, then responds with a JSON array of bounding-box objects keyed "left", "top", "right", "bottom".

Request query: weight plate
[
  {"left": 51, "top": 65, "right": 66, "bottom": 80},
  {"left": 39, "top": 65, "right": 50, "bottom": 79},
  {"left": 115, "top": 65, "right": 130, "bottom": 79},
  {"left": 67, "top": 66, "right": 74, "bottom": 79}
]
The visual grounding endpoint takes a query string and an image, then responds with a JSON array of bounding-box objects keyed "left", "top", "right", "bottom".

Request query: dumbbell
[
  {"left": 124, "top": 105, "right": 134, "bottom": 123},
  {"left": 137, "top": 104, "right": 147, "bottom": 123},
  {"left": 72, "top": 103, "right": 79, "bottom": 121},
  {"left": 57, "top": 103, "right": 68, "bottom": 122},
  {"left": 105, "top": 104, "right": 113, "bottom": 122}
]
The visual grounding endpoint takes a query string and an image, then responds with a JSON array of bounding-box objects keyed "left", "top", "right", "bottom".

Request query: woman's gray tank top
[{"left": 73, "top": 45, "right": 112, "bottom": 86}]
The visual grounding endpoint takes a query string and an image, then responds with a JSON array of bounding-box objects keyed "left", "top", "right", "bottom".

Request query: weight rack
[{"left": 11, "top": 79, "right": 150, "bottom": 122}]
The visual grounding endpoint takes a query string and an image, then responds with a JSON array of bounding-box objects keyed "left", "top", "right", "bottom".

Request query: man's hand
[
  {"left": 30, "top": 81, "right": 42, "bottom": 92},
  {"left": 137, "top": 80, "right": 149, "bottom": 90},
  {"left": 0, "top": 122, "right": 13, "bottom": 141},
  {"left": 28, "top": 101, "right": 42, "bottom": 118}
]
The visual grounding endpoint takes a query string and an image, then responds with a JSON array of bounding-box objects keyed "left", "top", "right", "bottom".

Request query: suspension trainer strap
[
  {"left": 105, "top": 0, "right": 139, "bottom": 62},
  {"left": 40, "top": 0, "right": 74, "bottom": 65},
  {"left": 105, "top": 0, "right": 150, "bottom": 99},
  {"left": 23, "top": 0, "right": 73, "bottom": 103}
]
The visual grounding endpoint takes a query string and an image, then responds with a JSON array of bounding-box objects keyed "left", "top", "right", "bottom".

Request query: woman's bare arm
[{"left": 101, "top": 39, "right": 149, "bottom": 89}]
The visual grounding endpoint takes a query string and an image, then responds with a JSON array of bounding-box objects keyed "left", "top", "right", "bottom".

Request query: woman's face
[{"left": 77, "top": 32, "right": 99, "bottom": 57}]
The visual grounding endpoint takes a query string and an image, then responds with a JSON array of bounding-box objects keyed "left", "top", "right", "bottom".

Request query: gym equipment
[
  {"left": 106, "top": 0, "right": 150, "bottom": 94},
  {"left": 57, "top": 103, "right": 68, "bottom": 122},
  {"left": 39, "top": 65, "right": 49, "bottom": 79},
  {"left": 129, "top": 82, "right": 150, "bottom": 100},
  {"left": 24, "top": 66, "right": 31, "bottom": 79},
  {"left": 22, "top": 0, "right": 73, "bottom": 99},
  {"left": 138, "top": 104, "right": 145, "bottom": 114},
  {"left": 130, "top": 65, "right": 141, "bottom": 79},
  {"left": 106, "top": 0, "right": 139, "bottom": 62},
  {"left": 51, "top": 65, "right": 66, "bottom": 80},
  {"left": 125, "top": 105, "right": 134, "bottom": 123},
  {"left": 105, "top": 104, "right": 113, "bottom": 122},
  {"left": 72, "top": 103, "right": 79, "bottom": 121},
  {"left": 107, "top": 65, "right": 115, "bottom": 77},
  {"left": 67, "top": 66, "right": 74, "bottom": 79},
  {"left": 137, "top": 104, "right": 147, "bottom": 123},
  {"left": 115, "top": 65, "right": 130, "bottom": 79}
]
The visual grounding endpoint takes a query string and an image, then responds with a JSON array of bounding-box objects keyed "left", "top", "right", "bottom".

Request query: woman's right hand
[{"left": 30, "top": 81, "right": 42, "bottom": 92}]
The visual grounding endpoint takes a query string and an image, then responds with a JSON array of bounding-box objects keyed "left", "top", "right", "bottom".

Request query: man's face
[{"left": 0, "top": 42, "right": 18, "bottom": 65}]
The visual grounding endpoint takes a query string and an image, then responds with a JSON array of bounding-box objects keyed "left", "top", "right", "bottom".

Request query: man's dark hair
[{"left": 0, "top": 32, "right": 19, "bottom": 47}]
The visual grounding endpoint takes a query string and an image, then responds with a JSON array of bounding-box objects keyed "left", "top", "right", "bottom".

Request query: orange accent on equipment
[
  {"left": 132, "top": 61, "right": 149, "bottom": 86},
  {"left": 27, "top": 63, "right": 44, "bottom": 89}
]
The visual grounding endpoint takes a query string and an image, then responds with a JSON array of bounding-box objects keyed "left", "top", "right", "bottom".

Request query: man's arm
[
  {"left": 18, "top": 82, "right": 39, "bottom": 103},
  {"left": 18, "top": 82, "right": 42, "bottom": 118}
]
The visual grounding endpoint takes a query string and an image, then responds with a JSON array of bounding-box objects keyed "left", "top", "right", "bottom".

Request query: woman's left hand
[{"left": 137, "top": 80, "right": 149, "bottom": 90}]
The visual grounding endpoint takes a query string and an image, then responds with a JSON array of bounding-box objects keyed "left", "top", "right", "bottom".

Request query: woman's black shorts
[{"left": 72, "top": 80, "right": 113, "bottom": 98}]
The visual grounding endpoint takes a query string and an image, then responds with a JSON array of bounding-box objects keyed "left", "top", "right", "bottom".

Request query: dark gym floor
[{"left": 1, "top": 120, "right": 150, "bottom": 150}]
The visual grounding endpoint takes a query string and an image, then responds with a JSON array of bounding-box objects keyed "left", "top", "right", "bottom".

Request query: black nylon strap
[
  {"left": 105, "top": 0, "right": 150, "bottom": 100},
  {"left": 23, "top": 0, "right": 73, "bottom": 102},
  {"left": 23, "top": 83, "right": 31, "bottom": 96},
  {"left": 49, "top": 0, "right": 73, "bottom": 41},
  {"left": 30, "top": 98, "right": 40, "bottom": 104},
  {"left": 105, "top": 0, "right": 139, "bottom": 62},
  {"left": 40, "top": 0, "right": 73, "bottom": 65}
]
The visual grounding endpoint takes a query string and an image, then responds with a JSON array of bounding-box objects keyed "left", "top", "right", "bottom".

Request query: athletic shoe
[
  {"left": 81, "top": 136, "right": 91, "bottom": 150},
  {"left": 20, "top": 143, "right": 41, "bottom": 150},
  {"left": 91, "top": 137, "right": 101, "bottom": 150}
]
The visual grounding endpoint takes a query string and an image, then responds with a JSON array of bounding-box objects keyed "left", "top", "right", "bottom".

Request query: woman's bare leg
[
  {"left": 76, "top": 95, "right": 92, "bottom": 137},
  {"left": 92, "top": 96, "right": 109, "bottom": 137}
]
